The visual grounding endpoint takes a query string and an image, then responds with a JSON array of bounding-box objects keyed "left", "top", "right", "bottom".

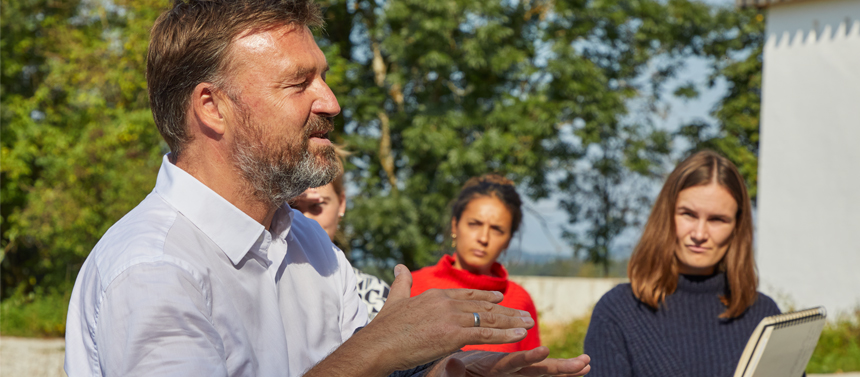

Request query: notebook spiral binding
[{"left": 773, "top": 307, "right": 827, "bottom": 330}]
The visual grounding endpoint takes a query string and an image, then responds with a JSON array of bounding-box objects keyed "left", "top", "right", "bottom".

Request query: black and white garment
[{"left": 353, "top": 268, "right": 390, "bottom": 320}]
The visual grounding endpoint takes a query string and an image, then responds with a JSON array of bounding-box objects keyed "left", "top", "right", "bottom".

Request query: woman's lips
[
  {"left": 686, "top": 245, "right": 710, "bottom": 253},
  {"left": 471, "top": 249, "right": 487, "bottom": 258}
]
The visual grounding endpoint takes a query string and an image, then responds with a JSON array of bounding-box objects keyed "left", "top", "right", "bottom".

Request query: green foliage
[
  {"left": 806, "top": 309, "right": 860, "bottom": 373},
  {"left": 317, "top": 0, "right": 728, "bottom": 274},
  {"left": 0, "top": 285, "right": 70, "bottom": 337},
  {"left": 1, "top": 0, "right": 769, "bottom": 332},
  {"left": 678, "top": 8, "right": 765, "bottom": 200},
  {"left": 1, "top": 0, "right": 166, "bottom": 298},
  {"left": 544, "top": 314, "right": 591, "bottom": 359}
]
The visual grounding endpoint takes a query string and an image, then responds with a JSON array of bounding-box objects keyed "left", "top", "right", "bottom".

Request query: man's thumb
[{"left": 387, "top": 264, "right": 413, "bottom": 303}]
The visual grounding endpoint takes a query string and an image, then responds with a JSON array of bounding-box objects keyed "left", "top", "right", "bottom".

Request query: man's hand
[
  {"left": 349, "top": 264, "right": 538, "bottom": 373},
  {"left": 426, "top": 347, "right": 591, "bottom": 377},
  {"left": 305, "top": 264, "right": 586, "bottom": 377}
]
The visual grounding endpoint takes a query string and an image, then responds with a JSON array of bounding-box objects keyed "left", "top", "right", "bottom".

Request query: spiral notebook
[{"left": 733, "top": 306, "right": 827, "bottom": 377}]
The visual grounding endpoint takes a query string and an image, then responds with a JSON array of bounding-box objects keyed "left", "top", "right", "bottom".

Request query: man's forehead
[{"left": 233, "top": 24, "right": 305, "bottom": 51}]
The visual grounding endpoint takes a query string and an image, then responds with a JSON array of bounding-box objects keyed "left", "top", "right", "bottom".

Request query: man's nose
[{"left": 312, "top": 79, "right": 341, "bottom": 117}]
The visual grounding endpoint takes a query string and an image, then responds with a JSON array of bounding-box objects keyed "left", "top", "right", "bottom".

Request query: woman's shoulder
[
  {"left": 751, "top": 291, "right": 782, "bottom": 315},
  {"left": 592, "top": 283, "right": 637, "bottom": 315}
]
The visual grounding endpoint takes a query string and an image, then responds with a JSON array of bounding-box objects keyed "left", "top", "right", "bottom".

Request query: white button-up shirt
[{"left": 64, "top": 155, "right": 368, "bottom": 376}]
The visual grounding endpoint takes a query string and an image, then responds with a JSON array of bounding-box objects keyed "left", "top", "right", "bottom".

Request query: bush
[
  {"left": 806, "top": 308, "right": 860, "bottom": 373},
  {"left": 0, "top": 285, "right": 70, "bottom": 337},
  {"left": 542, "top": 315, "right": 591, "bottom": 359}
]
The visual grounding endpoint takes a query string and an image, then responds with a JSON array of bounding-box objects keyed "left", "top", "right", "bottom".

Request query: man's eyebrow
[{"left": 284, "top": 65, "right": 329, "bottom": 81}]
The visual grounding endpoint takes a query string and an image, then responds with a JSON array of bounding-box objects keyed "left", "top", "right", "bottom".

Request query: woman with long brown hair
[{"left": 583, "top": 150, "right": 781, "bottom": 376}]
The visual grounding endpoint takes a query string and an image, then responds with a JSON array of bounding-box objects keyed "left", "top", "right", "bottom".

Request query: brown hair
[
  {"left": 628, "top": 150, "right": 757, "bottom": 319},
  {"left": 329, "top": 145, "right": 350, "bottom": 199},
  {"left": 451, "top": 174, "right": 523, "bottom": 235},
  {"left": 147, "top": 0, "right": 323, "bottom": 158}
]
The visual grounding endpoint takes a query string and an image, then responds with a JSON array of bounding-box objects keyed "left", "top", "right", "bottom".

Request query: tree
[
  {"left": 1, "top": 0, "right": 165, "bottom": 298},
  {"left": 0, "top": 0, "right": 765, "bottom": 298},
  {"left": 678, "top": 7, "right": 765, "bottom": 200},
  {"left": 316, "top": 0, "right": 725, "bottom": 276}
]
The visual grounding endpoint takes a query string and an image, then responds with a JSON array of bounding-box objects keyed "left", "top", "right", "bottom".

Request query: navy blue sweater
[{"left": 583, "top": 273, "right": 781, "bottom": 377}]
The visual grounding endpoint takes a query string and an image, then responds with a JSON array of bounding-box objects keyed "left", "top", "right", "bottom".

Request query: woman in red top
[{"left": 410, "top": 174, "right": 541, "bottom": 352}]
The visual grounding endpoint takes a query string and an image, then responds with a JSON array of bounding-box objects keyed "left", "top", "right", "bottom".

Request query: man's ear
[{"left": 190, "top": 82, "right": 230, "bottom": 138}]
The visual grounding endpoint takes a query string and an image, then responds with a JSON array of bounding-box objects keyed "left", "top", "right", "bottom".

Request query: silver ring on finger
[{"left": 473, "top": 312, "right": 481, "bottom": 327}]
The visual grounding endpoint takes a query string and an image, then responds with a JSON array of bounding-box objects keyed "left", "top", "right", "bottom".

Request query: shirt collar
[{"left": 153, "top": 154, "right": 293, "bottom": 265}]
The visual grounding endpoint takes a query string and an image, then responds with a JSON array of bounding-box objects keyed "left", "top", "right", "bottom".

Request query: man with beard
[{"left": 64, "top": 1, "right": 591, "bottom": 376}]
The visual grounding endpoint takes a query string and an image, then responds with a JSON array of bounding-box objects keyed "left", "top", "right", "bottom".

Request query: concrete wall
[
  {"left": 509, "top": 276, "right": 627, "bottom": 324},
  {"left": 757, "top": 0, "right": 860, "bottom": 317}
]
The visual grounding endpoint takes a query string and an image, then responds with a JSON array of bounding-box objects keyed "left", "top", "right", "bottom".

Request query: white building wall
[
  {"left": 757, "top": 0, "right": 860, "bottom": 318},
  {"left": 509, "top": 276, "right": 626, "bottom": 324}
]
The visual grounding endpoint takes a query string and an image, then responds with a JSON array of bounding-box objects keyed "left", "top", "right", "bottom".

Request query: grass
[
  {"left": 542, "top": 315, "right": 591, "bottom": 359},
  {"left": 807, "top": 308, "right": 860, "bottom": 373},
  {"left": 540, "top": 310, "right": 860, "bottom": 374},
  {"left": 0, "top": 286, "right": 70, "bottom": 337}
]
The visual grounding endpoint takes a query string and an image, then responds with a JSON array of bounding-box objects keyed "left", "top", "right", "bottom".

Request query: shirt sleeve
[
  {"left": 583, "top": 297, "right": 632, "bottom": 377},
  {"left": 337, "top": 248, "right": 370, "bottom": 341},
  {"left": 95, "top": 261, "right": 228, "bottom": 377}
]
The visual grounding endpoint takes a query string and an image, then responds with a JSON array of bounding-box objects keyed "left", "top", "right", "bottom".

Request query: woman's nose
[
  {"left": 477, "top": 227, "right": 489, "bottom": 245},
  {"left": 690, "top": 221, "right": 708, "bottom": 243}
]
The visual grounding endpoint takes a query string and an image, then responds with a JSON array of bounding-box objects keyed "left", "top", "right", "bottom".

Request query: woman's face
[
  {"left": 451, "top": 195, "right": 513, "bottom": 276},
  {"left": 674, "top": 183, "right": 738, "bottom": 275},
  {"left": 292, "top": 183, "right": 346, "bottom": 241}
]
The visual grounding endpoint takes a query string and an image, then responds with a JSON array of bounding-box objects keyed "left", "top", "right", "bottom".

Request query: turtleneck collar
[
  {"left": 432, "top": 254, "right": 509, "bottom": 294},
  {"left": 676, "top": 271, "right": 727, "bottom": 295}
]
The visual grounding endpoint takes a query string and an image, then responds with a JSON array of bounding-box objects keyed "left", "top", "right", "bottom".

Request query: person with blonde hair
[
  {"left": 290, "top": 146, "right": 389, "bottom": 320},
  {"left": 583, "top": 150, "right": 781, "bottom": 376},
  {"left": 410, "top": 174, "right": 542, "bottom": 352}
]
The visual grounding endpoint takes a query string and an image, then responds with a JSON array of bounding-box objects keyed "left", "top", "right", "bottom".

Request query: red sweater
[{"left": 409, "top": 254, "right": 541, "bottom": 352}]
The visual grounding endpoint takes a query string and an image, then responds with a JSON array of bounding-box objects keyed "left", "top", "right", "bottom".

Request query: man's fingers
[
  {"left": 462, "top": 311, "right": 534, "bottom": 330},
  {"left": 453, "top": 299, "right": 532, "bottom": 319},
  {"left": 493, "top": 346, "right": 550, "bottom": 373},
  {"left": 385, "top": 264, "right": 413, "bottom": 304},
  {"left": 516, "top": 353, "right": 591, "bottom": 376},
  {"left": 442, "top": 288, "right": 504, "bottom": 303},
  {"left": 460, "top": 326, "right": 529, "bottom": 346}
]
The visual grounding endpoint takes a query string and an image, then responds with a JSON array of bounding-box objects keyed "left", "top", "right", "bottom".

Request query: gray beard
[{"left": 232, "top": 126, "right": 339, "bottom": 208}]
